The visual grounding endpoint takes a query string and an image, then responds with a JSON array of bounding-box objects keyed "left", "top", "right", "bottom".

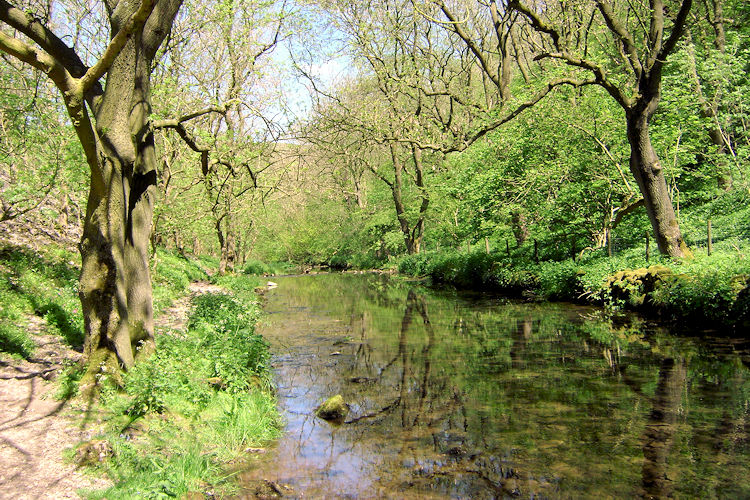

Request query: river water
[{"left": 240, "top": 273, "right": 750, "bottom": 499}]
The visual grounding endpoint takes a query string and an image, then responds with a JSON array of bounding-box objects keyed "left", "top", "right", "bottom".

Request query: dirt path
[
  {"left": 0, "top": 282, "right": 222, "bottom": 499},
  {"left": 0, "top": 317, "right": 110, "bottom": 500}
]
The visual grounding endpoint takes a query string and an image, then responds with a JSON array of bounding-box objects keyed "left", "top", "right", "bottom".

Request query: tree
[
  {"left": 0, "top": 0, "right": 183, "bottom": 388},
  {"left": 151, "top": 0, "right": 286, "bottom": 274},
  {"left": 507, "top": 0, "right": 694, "bottom": 257}
]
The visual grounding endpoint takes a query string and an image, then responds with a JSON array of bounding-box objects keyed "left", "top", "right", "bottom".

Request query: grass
[
  {"left": 0, "top": 242, "right": 280, "bottom": 496},
  {"left": 0, "top": 245, "right": 210, "bottom": 361},
  {"left": 152, "top": 248, "right": 210, "bottom": 314},
  {"left": 0, "top": 245, "right": 82, "bottom": 358},
  {"left": 79, "top": 272, "right": 280, "bottom": 499}
]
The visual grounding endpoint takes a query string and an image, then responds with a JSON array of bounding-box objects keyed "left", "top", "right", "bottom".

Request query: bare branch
[
  {"left": 152, "top": 104, "right": 232, "bottom": 129},
  {"left": 594, "top": 0, "right": 643, "bottom": 78}
]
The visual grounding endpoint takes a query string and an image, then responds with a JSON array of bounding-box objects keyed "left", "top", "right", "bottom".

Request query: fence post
[
  {"left": 485, "top": 236, "right": 490, "bottom": 254},
  {"left": 607, "top": 229, "right": 613, "bottom": 258},
  {"left": 707, "top": 219, "right": 713, "bottom": 256},
  {"left": 645, "top": 231, "right": 650, "bottom": 262},
  {"left": 534, "top": 239, "right": 539, "bottom": 264}
]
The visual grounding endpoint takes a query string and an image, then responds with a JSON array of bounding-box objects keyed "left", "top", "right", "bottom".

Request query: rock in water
[{"left": 315, "top": 394, "right": 349, "bottom": 420}]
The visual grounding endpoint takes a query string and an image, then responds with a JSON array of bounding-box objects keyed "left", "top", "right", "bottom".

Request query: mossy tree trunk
[
  {"left": 81, "top": 2, "right": 182, "bottom": 386},
  {"left": 626, "top": 105, "right": 689, "bottom": 258},
  {"left": 0, "top": 0, "right": 182, "bottom": 389}
]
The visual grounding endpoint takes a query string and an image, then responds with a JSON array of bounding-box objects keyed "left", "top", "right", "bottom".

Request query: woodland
[
  {"left": 0, "top": 0, "right": 749, "bottom": 496},
  {"left": 0, "top": 0, "right": 748, "bottom": 382}
]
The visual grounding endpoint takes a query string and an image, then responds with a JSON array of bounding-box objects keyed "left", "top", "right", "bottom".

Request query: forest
[{"left": 0, "top": 0, "right": 749, "bottom": 497}]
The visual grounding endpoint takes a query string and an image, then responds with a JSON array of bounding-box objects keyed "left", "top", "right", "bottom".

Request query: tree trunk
[
  {"left": 78, "top": 1, "right": 181, "bottom": 389},
  {"left": 216, "top": 217, "right": 228, "bottom": 275},
  {"left": 626, "top": 113, "right": 689, "bottom": 258}
]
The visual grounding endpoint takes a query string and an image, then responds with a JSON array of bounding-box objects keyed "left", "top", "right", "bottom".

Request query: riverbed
[{"left": 240, "top": 273, "right": 750, "bottom": 499}]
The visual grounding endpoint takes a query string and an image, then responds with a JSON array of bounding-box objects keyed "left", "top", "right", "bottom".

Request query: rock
[
  {"left": 245, "top": 479, "right": 293, "bottom": 498},
  {"left": 74, "top": 439, "right": 113, "bottom": 466},
  {"left": 315, "top": 394, "right": 349, "bottom": 421}
]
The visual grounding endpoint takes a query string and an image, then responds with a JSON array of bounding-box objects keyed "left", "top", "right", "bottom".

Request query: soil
[
  {"left": 0, "top": 317, "right": 110, "bottom": 500},
  {"left": 0, "top": 281, "right": 222, "bottom": 499}
]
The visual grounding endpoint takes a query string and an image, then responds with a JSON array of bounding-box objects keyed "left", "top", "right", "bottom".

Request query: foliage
[
  {"left": 90, "top": 274, "right": 279, "bottom": 498},
  {"left": 242, "top": 258, "right": 297, "bottom": 276},
  {"left": 398, "top": 237, "right": 750, "bottom": 328},
  {"left": 152, "top": 249, "right": 210, "bottom": 314}
]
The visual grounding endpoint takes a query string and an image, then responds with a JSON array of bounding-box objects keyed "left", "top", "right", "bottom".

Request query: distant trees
[{"left": 150, "top": 0, "right": 288, "bottom": 274}]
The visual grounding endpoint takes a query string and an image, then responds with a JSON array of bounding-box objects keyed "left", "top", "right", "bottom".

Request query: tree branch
[
  {"left": 594, "top": 0, "right": 643, "bottom": 78},
  {"left": 152, "top": 104, "right": 231, "bottom": 129},
  {"left": 535, "top": 52, "right": 631, "bottom": 108},
  {"left": 658, "top": 0, "right": 693, "bottom": 60},
  {"left": 79, "top": 0, "right": 158, "bottom": 92}
]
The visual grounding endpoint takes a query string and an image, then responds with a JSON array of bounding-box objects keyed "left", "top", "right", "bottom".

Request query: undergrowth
[
  {"left": 81, "top": 273, "right": 280, "bottom": 499},
  {"left": 398, "top": 243, "right": 750, "bottom": 328},
  {"left": 0, "top": 245, "right": 82, "bottom": 358},
  {"left": 241, "top": 258, "right": 297, "bottom": 276},
  {"left": 0, "top": 245, "right": 209, "bottom": 360}
]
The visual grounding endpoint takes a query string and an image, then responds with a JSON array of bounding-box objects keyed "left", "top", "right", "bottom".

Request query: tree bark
[
  {"left": 626, "top": 111, "right": 689, "bottom": 258},
  {"left": 78, "top": 0, "right": 182, "bottom": 388}
]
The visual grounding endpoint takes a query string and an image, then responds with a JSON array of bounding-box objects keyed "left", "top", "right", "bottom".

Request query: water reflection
[{"left": 239, "top": 274, "right": 750, "bottom": 499}]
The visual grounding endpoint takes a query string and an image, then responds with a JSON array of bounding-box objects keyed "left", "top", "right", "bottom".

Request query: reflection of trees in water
[
  {"left": 640, "top": 357, "right": 686, "bottom": 499},
  {"left": 271, "top": 276, "right": 750, "bottom": 498},
  {"left": 342, "top": 289, "right": 523, "bottom": 497}
]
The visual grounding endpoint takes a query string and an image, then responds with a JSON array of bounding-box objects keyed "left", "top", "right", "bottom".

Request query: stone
[{"left": 315, "top": 394, "right": 349, "bottom": 421}]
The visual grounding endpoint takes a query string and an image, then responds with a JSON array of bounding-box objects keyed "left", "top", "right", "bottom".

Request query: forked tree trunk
[
  {"left": 626, "top": 111, "right": 689, "bottom": 258},
  {"left": 78, "top": 2, "right": 181, "bottom": 388}
]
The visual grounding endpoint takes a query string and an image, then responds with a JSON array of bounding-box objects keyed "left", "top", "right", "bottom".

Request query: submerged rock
[{"left": 315, "top": 394, "right": 349, "bottom": 420}]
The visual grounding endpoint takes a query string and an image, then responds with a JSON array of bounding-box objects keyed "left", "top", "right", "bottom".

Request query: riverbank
[
  {"left": 397, "top": 246, "right": 750, "bottom": 330},
  {"left": 0, "top": 242, "right": 281, "bottom": 498}
]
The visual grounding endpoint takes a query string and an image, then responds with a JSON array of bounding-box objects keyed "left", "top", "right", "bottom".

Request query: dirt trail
[
  {"left": 0, "top": 317, "right": 110, "bottom": 500},
  {"left": 0, "top": 281, "right": 222, "bottom": 499}
]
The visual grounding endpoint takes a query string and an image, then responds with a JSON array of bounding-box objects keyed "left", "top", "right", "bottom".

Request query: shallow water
[{"left": 239, "top": 273, "right": 750, "bottom": 499}]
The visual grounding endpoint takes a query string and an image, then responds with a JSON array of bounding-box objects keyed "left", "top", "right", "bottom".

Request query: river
[{"left": 239, "top": 273, "right": 750, "bottom": 499}]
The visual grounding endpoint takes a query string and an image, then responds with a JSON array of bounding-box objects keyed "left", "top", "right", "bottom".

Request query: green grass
[
  {"left": 83, "top": 273, "right": 280, "bottom": 498},
  {"left": 0, "top": 245, "right": 82, "bottom": 357},
  {"left": 0, "top": 245, "right": 214, "bottom": 361},
  {"left": 152, "top": 248, "right": 211, "bottom": 314}
]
